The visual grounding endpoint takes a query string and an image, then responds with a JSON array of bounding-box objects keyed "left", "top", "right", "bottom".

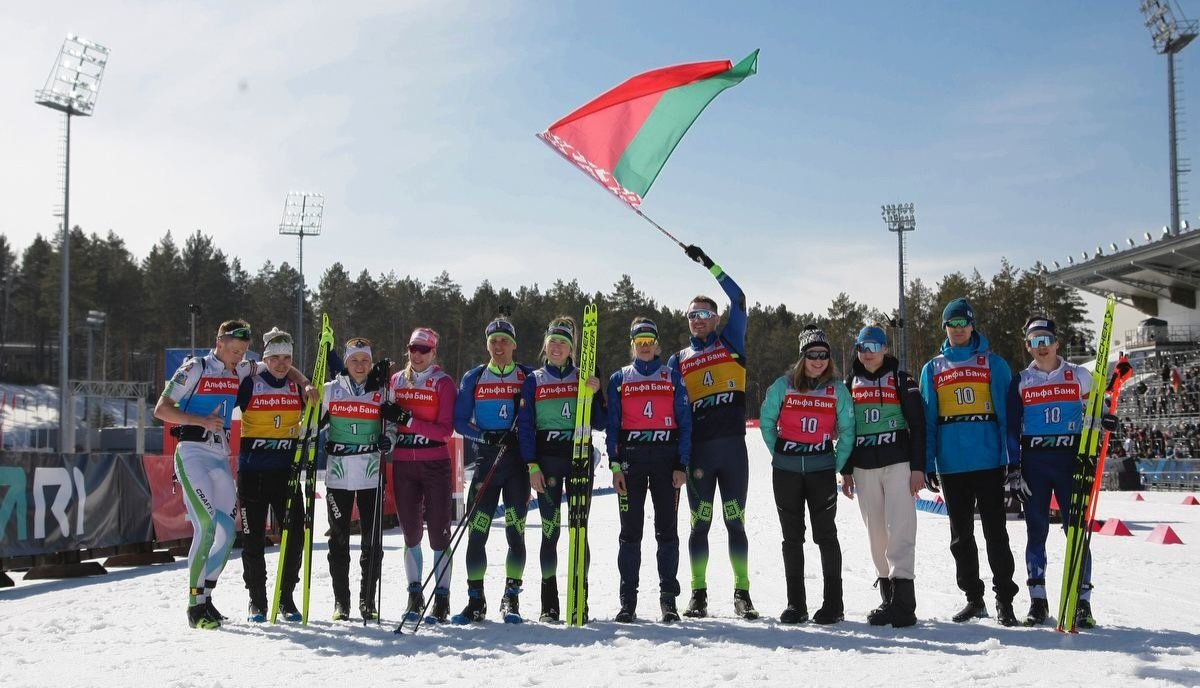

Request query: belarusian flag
[{"left": 539, "top": 50, "right": 758, "bottom": 208}]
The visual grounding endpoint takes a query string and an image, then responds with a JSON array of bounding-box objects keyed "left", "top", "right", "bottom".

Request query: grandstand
[{"left": 1047, "top": 229, "right": 1200, "bottom": 490}]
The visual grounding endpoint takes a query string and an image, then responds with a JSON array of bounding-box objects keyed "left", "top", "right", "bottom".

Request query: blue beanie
[
  {"left": 856, "top": 326, "right": 888, "bottom": 347},
  {"left": 941, "top": 298, "right": 975, "bottom": 325},
  {"left": 485, "top": 318, "right": 517, "bottom": 343}
]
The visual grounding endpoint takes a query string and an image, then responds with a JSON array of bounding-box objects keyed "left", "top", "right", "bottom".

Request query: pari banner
[{"left": 0, "top": 452, "right": 155, "bottom": 558}]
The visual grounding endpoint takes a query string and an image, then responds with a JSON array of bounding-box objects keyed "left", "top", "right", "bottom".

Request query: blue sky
[{"left": 0, "top": 1, "right": 1190, "bottom": 340}]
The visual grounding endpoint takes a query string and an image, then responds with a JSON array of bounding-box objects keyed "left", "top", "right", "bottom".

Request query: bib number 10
[{"left": 954, "top": 388, "right": 976, "bottom": 405}]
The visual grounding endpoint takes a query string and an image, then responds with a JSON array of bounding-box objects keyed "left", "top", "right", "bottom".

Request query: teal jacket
[
  {"left": 918, "top": 331, "right": 1013, "bottom": 475},
  {"left": 759, "top": 375, "right": 856, "bottom": 473}
]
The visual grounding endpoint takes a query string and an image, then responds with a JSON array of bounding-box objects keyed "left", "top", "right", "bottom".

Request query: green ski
[
  {"left": 566, "top": 304, "right": 598, "bottom": 627},
  {"left": 1056, "top": 295, "right": 1114, "bottom": 632},
  {"left": 271, "top": 312, "right": 334, "bottom": 625}
]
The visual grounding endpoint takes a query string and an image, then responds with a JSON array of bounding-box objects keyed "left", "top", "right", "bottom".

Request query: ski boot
[
  {"left": 734, "top": 588, "right": 761, "bottom": 620},
  {"left": 660, "top": 595, "right": 680, "bottom": 623},
  {"left": 867, "top": 577, "right": 893, "bottom": 626},
  {"left": 204, "top": 580, "right": 227, "bottom": 621},
  {"left": 615, "top": 596, "right": 637, "bottom": 623},
  {"left": 279, "top": 592, "right": 302, "bottom": 622},
  {"left": 952, "top": 596, "right": 987, "bottom": 623},
  {"left": 247, "top": 594, "right": 267, "bottom": 623},
  {"left": 426, "top": 588, "right": 451, "bottom": 624},
  {"left": 332, "top": 596, "right": 351, "bottom": 622},
  {"left": 452, "top": 581, "right": 487, "bottom": 624},
  {"left": 683, "top": 589, "right": 708, "bottom": 618},
  {"left": 540, "top": 577, "right": 560, "bottom": 623},
  {"left": 1024, "top": 597, "right": 1049, "bottom": 626},
  {"left": 187, "top": 603, "right": 220, "bottom": 630},
  {"left": 995, "top": 599, "right": 1018, "bottom": 627},
  {"left": 1075, "top": 599, "right": 1096, "bottom": 629},
  {"left": 500, "top": 578, "right": 524, "bottom": 624},
  {"left": 779, "top": 605, "right": 808, "bottom": 624},
  {"left": 403, "top": 584, "right": 424, "bottom": 623},
  {"left": 359, "top": 597, "right": 379, "bottom": 622}
]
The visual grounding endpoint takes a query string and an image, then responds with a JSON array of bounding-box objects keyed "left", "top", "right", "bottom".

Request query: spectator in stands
[{"left": 919, "top": 298, "right": 1019, "bottom": 627}]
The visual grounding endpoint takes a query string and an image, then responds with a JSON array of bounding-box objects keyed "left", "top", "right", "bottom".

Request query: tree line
[{"left": 0, "top": 229, "right": 1090, "bottom": 416}]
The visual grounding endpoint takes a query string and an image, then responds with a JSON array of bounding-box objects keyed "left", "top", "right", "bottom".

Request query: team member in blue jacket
[
  {"left": 1006, "top": 315, "right": 1121, "bottom": 628},
  {"left": 516, "top": 315, "right": 606, "bottom": 623},
  {"left": 668, "top": 243, "right": 757, "bottom": 620},
  {"left": 452, "top": 316, "right": 533, "bottom": 623},
  {"left": 759, "top": 326, "right": 856, "bottom": 625},
  {"left": 919, "top": 298, "right": 1019, "bottom": 626},
  {"left": 606, "top": 318, "right": 693, "bottom": 623}
]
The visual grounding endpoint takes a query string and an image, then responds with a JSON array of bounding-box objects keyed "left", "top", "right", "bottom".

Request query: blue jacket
[
  {"left": 453, "top": 362, "right": 532, "bottom": 443},
  {"left": 605, "top": 356, "right": 693, "bottom": 467},
  {"left": 919, "top": 331, "right": 1013, "bottom": 475}
]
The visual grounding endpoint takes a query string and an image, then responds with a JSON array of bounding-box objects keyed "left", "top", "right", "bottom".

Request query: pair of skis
[
  {"left": 565, "top": 304, "right": 598, "bottom": 627},
  {"left": 1056, "top": 296, "right": 1132, "bottom": 632},
  {"left": 271, "top": 313, "right": 335, "bottom": 625}
]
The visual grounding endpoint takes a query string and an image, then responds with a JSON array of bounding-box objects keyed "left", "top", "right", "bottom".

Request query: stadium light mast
[
  {"left": 881, "top": 203, "right": 916, "bottom": 371},
  {"left": 278, "top": 192, "right": 324, "bottom": 370},
  {"left": 36, "top": 34, "right": 109, "bottom": 453},
  {"left": 1141, "top": 0, "right": 1199, "bottom": 235}
]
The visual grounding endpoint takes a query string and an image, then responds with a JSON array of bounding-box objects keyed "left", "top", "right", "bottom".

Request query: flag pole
[{"left": 536, "top": 133, "right": 688, "bottom": 250}]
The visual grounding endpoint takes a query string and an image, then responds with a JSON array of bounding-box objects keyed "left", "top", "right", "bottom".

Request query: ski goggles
[
  {"left": 687, "top": 309, "right": 717, "bottom": 321},
  {"left": 804, "top": 350, "right": 830, "bottom": 361},
  {"left": 944, "top": 317, "right": 972, "bottom": 329},
  {"left": 221, "top": 326, "right": 252, "bottom": 341},
  {"left": 1026, "top": 334, "right": 1056, "bottom": 348},
  {"left": 855, "top": 341, "right": 884, "bottom": 353},
  {"left": 408, "top": 344, "right": 434, "bottom": 355}
]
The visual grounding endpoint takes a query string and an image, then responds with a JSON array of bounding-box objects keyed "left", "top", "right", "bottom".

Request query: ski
[
  {"left": 270, "top": 313, "right": 334, "bottom": 625},
  {"left": 566, "top": 304, "right": 598, "bottom": 627},
  {"left": 1056, "top": 296, "right": 1114, "bottom": 632}
]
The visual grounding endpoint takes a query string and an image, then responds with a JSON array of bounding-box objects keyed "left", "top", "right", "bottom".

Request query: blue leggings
[{"left": 1024, "top": 451, "right": 1091, "bottom": 594}]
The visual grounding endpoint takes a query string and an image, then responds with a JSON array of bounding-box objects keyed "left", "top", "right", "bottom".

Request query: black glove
[
  {"left": 482, "top": 430, "right": 516, "bottom": 447},
  {"left": 925, "top": 472, "right": 940, "bottom": 493},
  {"left": 684, "top": 244, "right": 714, "bottom": 269},
  {"left": 1101, "top": 413, "right": 1119, "bottom": 433},
  {"left": 381, "top": 402, "right": 412, "bottom": 426},
  {"left": 1005, "top": 463, "right": 1031, "bottom": 504},
  {"left": 376, "top": 434, "right": 393, "bottom": 454},
  {"left": 365, "top": 358, "right": 393, "bottom": 392},
  {"left": 325, "top": 440, "right": 336, "bottom": 454}
]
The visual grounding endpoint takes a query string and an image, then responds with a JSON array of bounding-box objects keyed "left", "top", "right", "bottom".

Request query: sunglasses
[
  {"left": 944, "top": 318, "right": 972, "bottom": 329},
  {"left": 804, "top": 350, "right": 830, "bottom": 361},
  {"left": 1026, "top": 335, "right": 1056, "bottom": 348},
  {"left": 222, "top": 327, "right": 252, "bottom": 341},
  {"left": 856, "top": 341, "right": 883, "bottom": 353},
  {"left": 687, "top": 309, "right": 717, "bottom": 321},
  {"left": 408, "top": 344, "right": 434, "bottom": 355},
  {"left": 632, "top": 336, "right": 658, "bottom": 345}
]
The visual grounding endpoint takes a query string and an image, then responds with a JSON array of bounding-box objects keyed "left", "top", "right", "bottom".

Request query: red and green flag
[{"left": 539, "top": 50, "right": 758, "bottom": 208}]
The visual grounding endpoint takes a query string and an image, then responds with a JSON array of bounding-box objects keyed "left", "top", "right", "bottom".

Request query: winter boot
[
  {"left": 1023, "top": 597, "right": 1049, "bottom": 626},
  {"left": 247, "top": 590, "right": 268, "bottom": 623},
  {"left": 279, "top": 591, "right": 302, "bottom": 622},
  {"left": 428, "top": 588, "right": 451, "bottom": 624},
  {"left": 1075, "top": 599, "right": 1096, "bottom": 629},
  {"left": 889, "top": 578, "right": 917, "bottom": 628},
  {"left": 500, "top": 578, "right": 523, "bottom": 623},
  {"left": 332, "top": 596, "right": 351, "bottom": 621},
  {"left": 995, "top": 599, "right": 1018, "bottom": 627},
  {"left": 866, "top": 577, "right": 894, "bottom": 626},
  {"left": 187, "top": 603, "right": 220, "bottom": 630},
  {"left": 615, "top": 596, "right": 637, "bottom": 623},
  {"left": 812, "top": 579, "right": 844, "bottom": 625},
  {"left": 683, "top": 589, "right": 708, "bottom": 618},
  {"left": 733, "top": 588, "right": 760, "bottom": 620},
  {"left": 779, "top": 605, "right": 808, "bottom": 624},
  {"left": 660, "top": 595, "right": 680, "bottom": 623},
  {"left": 952, "top": 596, "right": 987, "bottom": 622},
  {"left": 540, "top": 577, "right": 560, "bottom": 623},
  {"left": 403, "top": 584, "right": 424, "bottom": 622},
  {"left": 452, "top": 580, "right": 487, "bottom": 624}
]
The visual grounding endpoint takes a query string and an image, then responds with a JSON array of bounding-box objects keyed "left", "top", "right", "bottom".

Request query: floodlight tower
[
  {"left": 1141, "top": 0, "right": 1199, "bottom": 235},
  {"left": 278, "top": 192, "right": 324, "bottom": 369},
  {"left": 881, "top": 203, "right": 916, "bottom": 371},
  {"left": 36, "top": 34, "right": 109, "bottom": 453}
]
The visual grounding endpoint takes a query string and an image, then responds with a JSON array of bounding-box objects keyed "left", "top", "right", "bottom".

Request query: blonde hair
[{"left": 539, "top": 315, "right": 577, "bottom": 364}]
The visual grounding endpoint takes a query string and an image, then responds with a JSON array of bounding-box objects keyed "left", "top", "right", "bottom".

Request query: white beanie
[{"left": 262, "top": 327, "right": 294, "bottom": 359}]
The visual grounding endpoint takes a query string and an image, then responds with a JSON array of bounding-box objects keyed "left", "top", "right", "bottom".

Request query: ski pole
[{"left": 365, "top": 447, "right": 387, "bottom": 627}]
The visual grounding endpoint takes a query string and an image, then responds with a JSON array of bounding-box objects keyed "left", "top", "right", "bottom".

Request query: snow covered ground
[{"left": 3, "top": 437, "right": 1199, "bottom": 687}]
